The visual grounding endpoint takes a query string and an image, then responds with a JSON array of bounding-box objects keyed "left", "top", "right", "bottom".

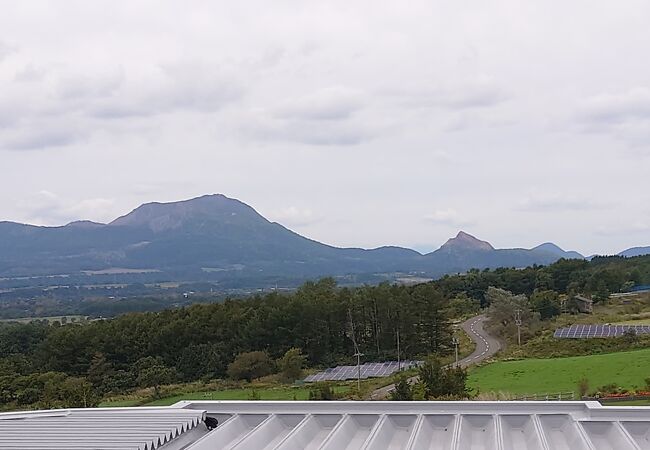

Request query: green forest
[{"left": 0, "top": 254, "right": 648, "bottom": 410}]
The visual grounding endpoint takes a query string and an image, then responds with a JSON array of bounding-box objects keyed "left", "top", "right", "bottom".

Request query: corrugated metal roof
[
  {"left": 0, "top": 407, "right": 205, "bottom": 450},
  {"left": 176, "top": 400, "right": 650, "bottom": 450},
  {"left": 3, "top": 401, "right": 650, "bottom": 449}
]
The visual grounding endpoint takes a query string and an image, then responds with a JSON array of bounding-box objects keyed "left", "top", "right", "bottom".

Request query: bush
[
  {"left": 136, "top": 365, "right": 177, "bottom": 398},
  {"left": 390, "top": 376, "right": 413, "bottom": 401},
  {"left": 416, "top": 358, "right": 471, "bottom": 400},
  {"left": 227, "top": 351, "right": 274, "bottom": 382},
  {"left": 308, "top": 382, "right": 337, "bottom": 400},
  {"left": 577, "top": 378, "right": 590, "bottom": 398},
  {"left": 247, "top": 390, "right": 261, "bottom": 400},
  {"left": 278, "top": 348, "right": 307, "bottom": 383}
]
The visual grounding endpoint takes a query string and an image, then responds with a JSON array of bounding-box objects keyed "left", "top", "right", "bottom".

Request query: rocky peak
[{"left": 440, "top": 231, "right": 494, "bottom": 251}]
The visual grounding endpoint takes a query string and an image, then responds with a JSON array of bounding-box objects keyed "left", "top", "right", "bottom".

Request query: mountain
[
  {"left": 532, "top": 242, "right": 584, "bottom": 260},
  {"left": 0, "top": 195, "right": 419, "bottom": 279},
  {"left": 439, "top": 231, "right": 494, "bottom": 252},
  {"left": 417, "top": 231, "right": 579, "bottom": 275},
  {"left": 619, "top": 246, "right": 650, "bottom": 258},
  {"left": 0, "top": 194, "right": 606, "bottom": 291}
]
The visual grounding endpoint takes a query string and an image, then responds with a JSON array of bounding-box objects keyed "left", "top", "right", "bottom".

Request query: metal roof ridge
[{"left": 0, "top": 409, "right": 71, "bottom": 420}]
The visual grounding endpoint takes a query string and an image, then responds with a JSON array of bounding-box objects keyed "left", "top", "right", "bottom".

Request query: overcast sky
[{"left": 1, "top": 1, "right": 649, "bottom": 255}]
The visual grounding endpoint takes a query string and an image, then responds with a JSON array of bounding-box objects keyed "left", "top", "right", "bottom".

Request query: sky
[{"left": 0, "top": 1, "right": 649, "bottom": 256}]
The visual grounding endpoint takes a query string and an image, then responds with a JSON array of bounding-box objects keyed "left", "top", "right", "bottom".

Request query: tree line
[
  {"left": 0, "top": 254, "right": 648, "bottom": 410},
  {"left": 0, "top": 279, "right": 451, "bottom": 410}
]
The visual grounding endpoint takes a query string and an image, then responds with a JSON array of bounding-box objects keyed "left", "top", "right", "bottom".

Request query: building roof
[
  {"left": 2, "top": 401, "right": 650, "bottom": 449},
  {"left": 0, "top": 407, "right": 205, "bottom": 450}
]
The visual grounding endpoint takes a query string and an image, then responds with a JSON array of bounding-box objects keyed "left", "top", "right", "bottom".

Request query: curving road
[
  {"left": 457, "top": 314, "right": 501, "bottom": 368},
  {"left": 370, "top": 314, "right": 500, "bottom": 399}
]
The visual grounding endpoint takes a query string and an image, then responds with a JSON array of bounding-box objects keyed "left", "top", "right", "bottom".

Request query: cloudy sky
[{"left": 1, "top": 1, "right": 649, "bottom": 255}]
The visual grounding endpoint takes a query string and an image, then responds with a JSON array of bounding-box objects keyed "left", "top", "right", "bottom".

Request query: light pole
[{"left": 451, "top": 336, "right": 459, "bottom": 367}]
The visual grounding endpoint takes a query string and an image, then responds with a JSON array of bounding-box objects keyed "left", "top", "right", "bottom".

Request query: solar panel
[
  {"left": 554, "top": 324, "right": 650, "bottom": 339},
  {"left": 304, "top": 360, "right": 425, "bottom": 382}
]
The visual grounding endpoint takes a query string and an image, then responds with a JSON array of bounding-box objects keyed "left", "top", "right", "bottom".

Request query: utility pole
[
  {"left": 354, "top": 350, "right": 364, "bottom": 391},
  {"left": 348, "top": 308, "right": 363, "bottom": 392},
  {"left": 514, "top": 309, "right": 522, "bottom": 346},
  {"left": 452, "top": 335, "right": 460, "bottom": 367},
  {"left": 396, "top": 327, "right": 401, "bottom": 371}
]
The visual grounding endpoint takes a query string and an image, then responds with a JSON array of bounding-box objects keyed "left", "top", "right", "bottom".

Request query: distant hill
[
  {"left": 532, "top": 243, "right": 584, "bottom": 260},
  {"left": 619, "top": 246, "right": 650, "bottom": 258},
  {"left": 0, "top": 194, "right": 597, "bottom": 289}
]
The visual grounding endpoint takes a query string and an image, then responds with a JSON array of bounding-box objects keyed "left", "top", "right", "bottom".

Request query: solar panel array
[
  {"left": 554, "top": 323, "right": 650, "bottom": 338},
  {"left": 304, "top": 360, "right": 423, "bottom": 382}
]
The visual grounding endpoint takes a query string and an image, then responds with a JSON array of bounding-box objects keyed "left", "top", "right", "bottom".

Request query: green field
[
  {"left": 469, "top": 348, "right": 650, "bottom": 396},
  {"left": 101, "top": 385, "right": 350, "bottom": 407},
  {"left": 614, "top": 318, "right": 650, "bottom": 325}
]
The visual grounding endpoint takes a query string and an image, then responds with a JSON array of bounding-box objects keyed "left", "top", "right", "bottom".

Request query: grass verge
[{"left": 100, "top": 384, "right": 350, "bottom": 407}]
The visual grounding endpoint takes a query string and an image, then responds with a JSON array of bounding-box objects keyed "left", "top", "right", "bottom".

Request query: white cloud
[
  {"left": 383, "top": 80, "right": 509, "bottom": 110},
  {"left": 516, "top": 193, "right": 607, "bottom": 213},
  {"left": 573, "top": 88, "right": 650, "bottom": 149},
  {"left": 240, "top": 107, "right": 375, "bottom": 146},
  {"left": 17, "top": 191, "right": 117, "bottom": 226},
  {"left": 1, "top": 123, "right": 84, "bottom": 151},
  {"left": 269, "top": 206, "right": 323, "bottom": 227},
  {"left": 424, "top": 209, "right": 474, "bottom": 227},
  {"left": 0, "top": 60, "right": 245, "bottom": 150},
  {"left": 55, "top": 68, "right": 124, "bottom": 100},
  {"left": 0, "top": 41, "right": 14, "bottom": 62},
  {"left": 578, "top": 88, "right": 650, "bottom": 125},
  {"left": 272, "top": 87, "right": 363, "bottom": 121},
  {"left": 595, "top": 221, "right": 650, "bottom": 238}
]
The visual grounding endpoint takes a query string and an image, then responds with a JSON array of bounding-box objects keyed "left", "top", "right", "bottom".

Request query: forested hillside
[
  {"left": 0, "top": 279, "right": 451, "bottom": 410},
  {"left": 0, "top": 254, "right": 648, "bottom": 410}
]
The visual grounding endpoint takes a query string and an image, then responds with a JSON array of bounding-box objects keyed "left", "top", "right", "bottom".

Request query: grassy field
[
  {"left": 614, "top": 318, "right": 650, "bottom": 325},
  {"left": 469, "top": 348, "right": 650, "bottom": 396}
]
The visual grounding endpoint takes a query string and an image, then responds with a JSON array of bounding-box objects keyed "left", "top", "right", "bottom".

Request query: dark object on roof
[{"left": 205, "top": 416, "right": 219, "bottom": 431}]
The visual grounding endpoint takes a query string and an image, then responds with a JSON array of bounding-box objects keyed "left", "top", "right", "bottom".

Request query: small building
[{"left": 574, "top": 295, "right": 594, "bottom": 314}]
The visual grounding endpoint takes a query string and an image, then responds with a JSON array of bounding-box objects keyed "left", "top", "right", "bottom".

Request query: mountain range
[{"left": 0, "top": 194, "right": 646, "bottom": 287}]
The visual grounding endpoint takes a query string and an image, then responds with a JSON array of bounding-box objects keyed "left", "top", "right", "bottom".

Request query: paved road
[
  {"left": 457, "top": 314, "right": 501, "bottom": 368},
  {"left": 370, "top": 314, "right": 500, "bottom": 399}
]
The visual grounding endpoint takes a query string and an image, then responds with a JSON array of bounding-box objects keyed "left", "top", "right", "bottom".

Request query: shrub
[
  {"left": 390, "top": 376, "right": 413, "bottom": 401},
  {"left": 227, "top": 351, "right": 274, "bottom": 382},
  {"left": 577, "top": 377, "right": 590, "bottom": 398},
  {"left": 308, "top": 383, "right": 337, "bottom": 400},
  {"left": 278, "top": 348, "right": 307, "bottom": 383}
]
